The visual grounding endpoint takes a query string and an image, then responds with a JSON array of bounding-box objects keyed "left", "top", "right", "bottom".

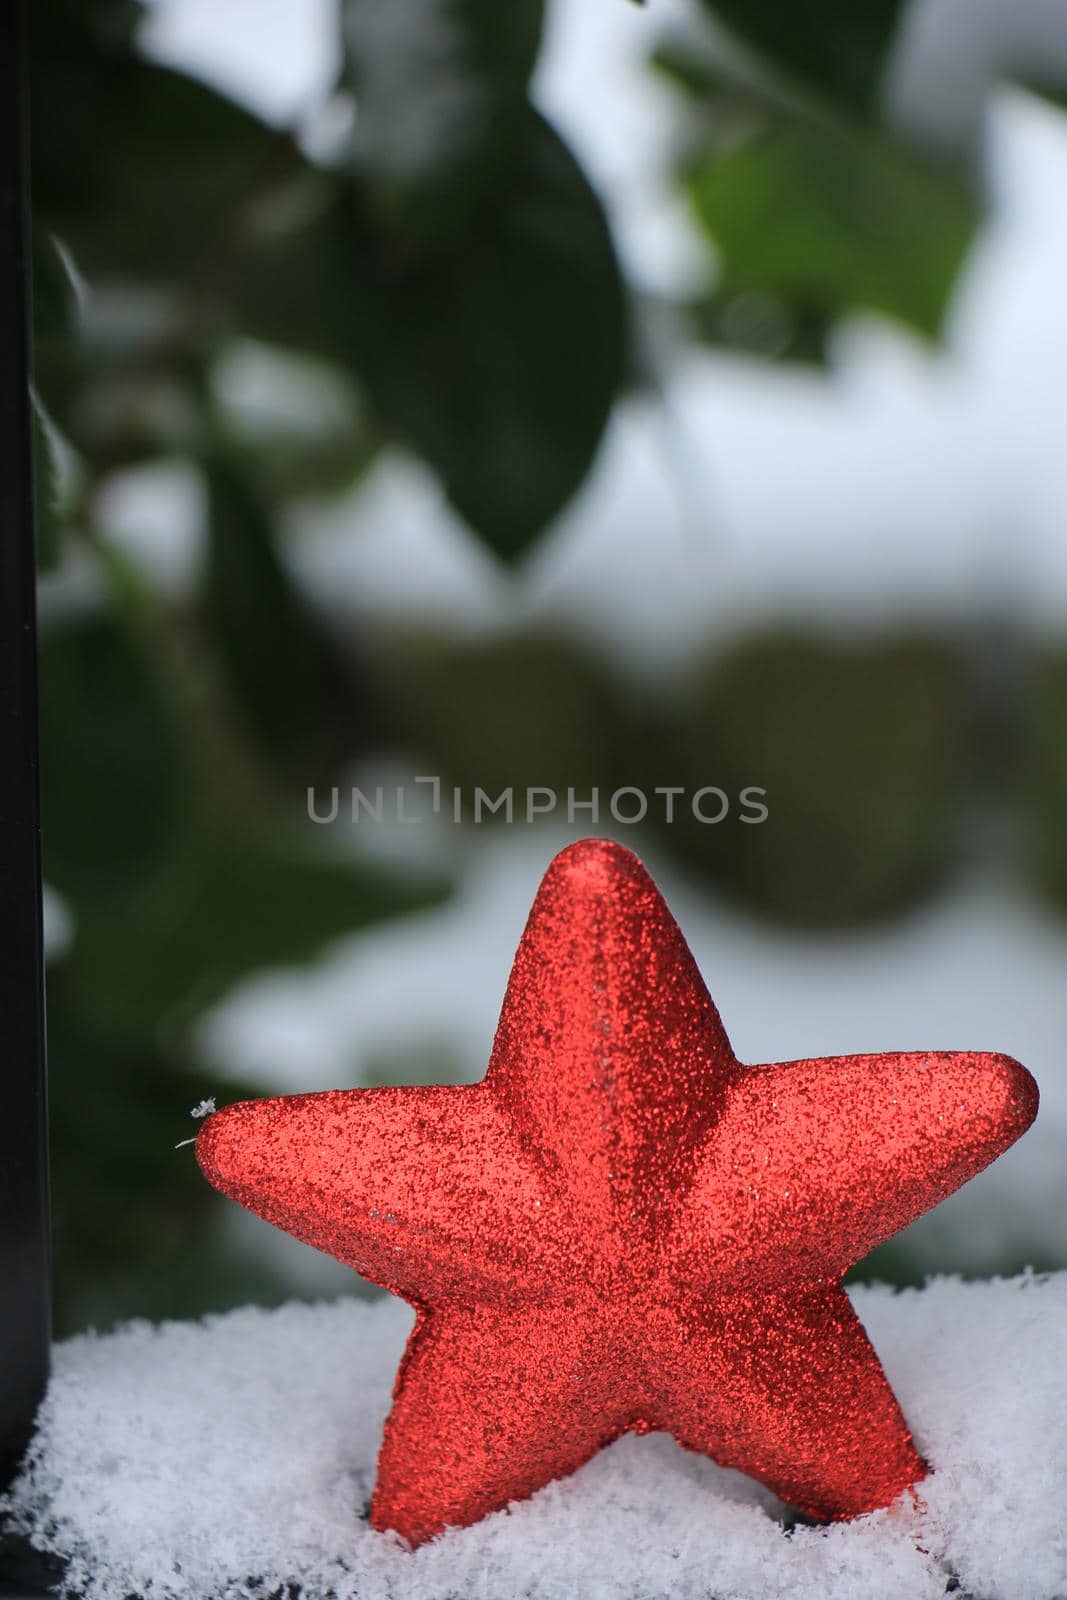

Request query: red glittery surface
[{"left": 197, "top": 838, "right": 1038, "bottom": 1547}]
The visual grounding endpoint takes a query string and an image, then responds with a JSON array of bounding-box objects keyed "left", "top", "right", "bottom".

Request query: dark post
[{"left": 0, "top": 0, "right": 52, "bottom": 1491}]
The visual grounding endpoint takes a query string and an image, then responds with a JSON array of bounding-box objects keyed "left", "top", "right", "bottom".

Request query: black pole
[{"left": 0, "top": 0, "right": 52, "bottom": 1492}]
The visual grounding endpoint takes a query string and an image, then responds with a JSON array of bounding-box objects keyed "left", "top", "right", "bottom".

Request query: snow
[
  {"left": 175, "top": 1100, "right": 218, "bottom": 1148},
  {"left": 4, "top": 1274, "right": 1065, "bottom": 1600}
]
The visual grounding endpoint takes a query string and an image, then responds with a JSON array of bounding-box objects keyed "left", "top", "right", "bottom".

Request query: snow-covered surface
[{"left": 4, "top": 1275, "right": 1065, "bottom": 1600}]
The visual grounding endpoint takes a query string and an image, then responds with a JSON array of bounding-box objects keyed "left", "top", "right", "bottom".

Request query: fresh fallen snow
[{"left": 4, "top": 1275, "right": 1065, "bottom": 1600}]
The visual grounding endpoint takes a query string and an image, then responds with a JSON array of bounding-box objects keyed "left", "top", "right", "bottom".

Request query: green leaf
[
  {"left": 205, "top": 466, "right": 386, "bottom": 787},
  {"left": 334, "top": 111, "right": 626, "bottom": 559},
  {"left": 45, "top": 990, "right": 289, "bottom": 1335},
  {"left": 228, "top": 177, "right": 342, "bottom": 360},
  {"left": 685, "top": 287, "right": 833, "bottom": 366},
  {"left": 653, "top": 633, "right": 966, "bottom": 927},
  {"left": 1013, "top": 75, "right": 1067, "bottom": 115},
  {"left": 685, "top": 118, "right": 979, "bottom": 336},
  {"left": 384, "top": 627, "right": 625, "bottom": 799},
  {"left": 32, "top": 39, "right": 297, "bottom": 285},
  {"left": 65, "top": 822, "right": 450, "bottom": 1035},
  {"left": 29, "top": 0, "right": 138, "bottom": 225},
  {"left": 651, "top": 38, "right": 738, "bottom": 102},
  {"left": 339, "top": 0, "right": 544, "bottom": 241},
  {"left": 698, "top": 0, "right": 909, "bottom": 114},
  {"left": 233, "top": 114, "right": 625, "bottom": 557},
  {"left": 38, "top": 611, "right": 192, "bottom": 911}
]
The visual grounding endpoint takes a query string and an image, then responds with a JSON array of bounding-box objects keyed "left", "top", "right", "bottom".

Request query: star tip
[
  {"left": 954, "top": 1051, "right": 1039, "bottom": 1149},
  {"left": 989, "top": 1051, "right": 1040, "bottom": 1132},
  {"left": 546, "top": 835, "right": 645, "bottom": 887},
  {"left": 192, "top": 1098, "right": 243, "bottom": 1182},
  {"left": 192, "top": 1110, "right": 220, "bottom": 1175}
]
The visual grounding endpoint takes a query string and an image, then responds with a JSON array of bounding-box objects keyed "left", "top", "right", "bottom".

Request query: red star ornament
[{"left": 197, "top": 838, "right": 1038, "bottom": 1547}]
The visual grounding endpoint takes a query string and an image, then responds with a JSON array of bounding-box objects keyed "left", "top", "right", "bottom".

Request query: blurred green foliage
[
  {"left": 698, "top": 0, "right": 907, "bottom": 115},
  {"left": 32, "top": 0, "right": 623, "bottom": 1325},
  {"left": 339, "top": 0, "right": 545, "bottom": 241},
  {"left": 385, "top": 629, "right": 627, "bottom": 802},
  {"left": 652, "top": 634, "right": 966, "bottom": 925},
  {"left": 32, "top": 0, "right": 625, "bottom": 564},
  {"left": 39, "top": 611, "right": 191, "bottom": 910},
  {"left": 656, "top": 2, "right": 980, "bottom": 362},
  {"left": 684, "top": 119, "right": 977, "bottom": 340},
  {"left": 46, "top": 1001, "right": 279, "bottom": 1333},
  {"left": 205, "top": 464, "right": 385, "bottom": 788},
  {"left": 28, "top": 0, "right": 1067, "bottom": 1327},
  {"left": 330, "top": 111, "right": 625, "bottom": 556}
]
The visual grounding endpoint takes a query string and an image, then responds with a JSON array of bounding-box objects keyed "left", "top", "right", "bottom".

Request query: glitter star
[{"left": 197, "top": 838, "right": 1038, "bottom": 1546}]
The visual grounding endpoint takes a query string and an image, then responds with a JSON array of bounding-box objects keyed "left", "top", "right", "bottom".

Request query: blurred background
[{"left": 29, "top": 0, "right": 1067, "bottom": 1335}]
